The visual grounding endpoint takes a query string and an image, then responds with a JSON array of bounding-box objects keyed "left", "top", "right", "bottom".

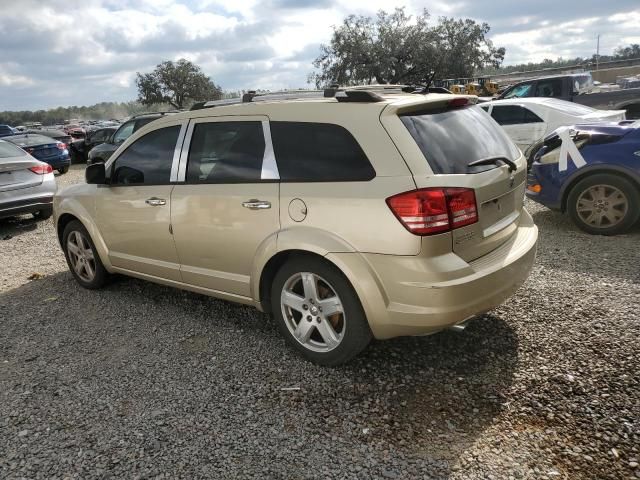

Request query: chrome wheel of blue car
[
  {"left": 568, "top": 173, "right": 640, "bottom": 236},
  {"left": 576, "top": 184, "right": 628, "bottom": 228}
]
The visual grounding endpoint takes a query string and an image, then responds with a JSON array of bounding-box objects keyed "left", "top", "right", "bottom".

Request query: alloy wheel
[
  {"left": 67, "top": 230, "right": 96, "bottom": 282},
  {"left": 280, "top": 272, "right": 345, "bottom": 353},
  {"left": 576, "top": 184, "right": 628, "bottom": 229}
]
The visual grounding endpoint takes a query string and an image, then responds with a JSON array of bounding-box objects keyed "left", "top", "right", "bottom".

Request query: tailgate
[
  {"left": 382, "top": 99, "right": 527, "bottom": 262},
  {"left": 0, "top": 158, "right": 44, "bottom": 192}
]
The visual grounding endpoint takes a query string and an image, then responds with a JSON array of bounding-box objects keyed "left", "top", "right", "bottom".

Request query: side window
[
  {"left": 270, "top": 122, "right": 375, "bottom": 182},
  {"left": 480, "top": 105, "right": 490, "bottom": 113},
  {"left": 111, "top": 126, "right": 180, "bottom": 185},
  {"left": 186, "top": 122, "right": 265, "bottom": 183},
  {"left": 523, "top": 108, "right": 543, "bottom": 123},
  {"left": 535, "top": 79, "right": 562, "bottom": 97},
  {"left": 491, "top": 106, "right": 541, "bottom": 125},
  {"left": 112, "top": 121, "right": 134, "bottom": 143}
]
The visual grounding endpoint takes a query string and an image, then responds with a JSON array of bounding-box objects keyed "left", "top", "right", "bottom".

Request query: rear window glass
[
  {"left": 400, "top": 105, "right": 520, "bottom": 174},
  {"left": 0, "top": 141, "right": 26, "bottom": 158},
  {"left": 271, "top": 122, "right": 375, "bottom": 182}
]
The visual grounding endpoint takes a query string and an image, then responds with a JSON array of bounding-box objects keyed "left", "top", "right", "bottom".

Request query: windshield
[
  {"left": 503, "top": 84, "right": 533, "bottom": 99},
  {"left": 0, "top": 141, "right": 27, "bottom": 158},
  {"left": 400, "top": 105, "right": 520, "bottom": 174}
]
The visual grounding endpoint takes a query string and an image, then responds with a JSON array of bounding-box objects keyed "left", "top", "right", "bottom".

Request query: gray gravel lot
[{"left": 1, "top": 164, "right": 639, "bottom": 479}]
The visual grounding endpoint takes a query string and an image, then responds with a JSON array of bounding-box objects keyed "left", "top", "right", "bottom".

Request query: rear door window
[
  {"left": 400, "top": 105, "right": 520, "bottom": 174},
  {"left": 186, "top": 121, "right": 266, "bottom": 183},
  {"left": 270, "top": 122, "right": 375, "bottom": 182}
]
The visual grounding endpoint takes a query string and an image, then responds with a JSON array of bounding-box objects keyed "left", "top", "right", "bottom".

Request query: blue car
[
  {"left": 3, "top": 133, "right": 71, "bottom": 174},
  {"left": 526, "top": 121, "right": 640, "bottom": 235}
]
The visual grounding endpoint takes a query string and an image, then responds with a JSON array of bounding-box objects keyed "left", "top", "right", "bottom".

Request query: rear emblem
[{"left": 634, "top": 151, "right": 640, "bottom": 157}]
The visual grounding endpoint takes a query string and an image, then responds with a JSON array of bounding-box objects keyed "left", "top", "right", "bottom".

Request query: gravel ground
[{"left": 1, "top": 164, "right": 639, "bottom": 479}]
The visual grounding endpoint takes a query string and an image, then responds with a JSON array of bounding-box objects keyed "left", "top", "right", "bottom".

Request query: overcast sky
[{"left": 1, "top": 0, "right": 639, "bottom": 110}]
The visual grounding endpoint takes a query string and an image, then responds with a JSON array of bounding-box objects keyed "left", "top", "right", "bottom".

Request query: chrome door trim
[
  {"left": 261, "top": 120, "right": 279, "bottom": 180},
  {"left": 176, "top": 121, "right": 195, "bottom": 182},
  {"left": 170, "top": 122, "right": 189, "bottom": 182}
]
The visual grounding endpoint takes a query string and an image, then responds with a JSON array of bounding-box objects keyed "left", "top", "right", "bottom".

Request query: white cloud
[{"left": 0, "top": 0, "right": 638, "bottom": 110}]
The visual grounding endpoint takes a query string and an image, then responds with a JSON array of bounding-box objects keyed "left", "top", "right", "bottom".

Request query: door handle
[
  {"left": 242, "top": 199, "right": 271, "bottom": 210},
  {"left": 145, "top": 197, "right": 166, "bottom": 206}
]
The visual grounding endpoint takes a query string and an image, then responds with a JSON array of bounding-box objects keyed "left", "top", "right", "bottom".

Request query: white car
[{"left": 480, "top": 98, "right": 626, "bottom": 153}]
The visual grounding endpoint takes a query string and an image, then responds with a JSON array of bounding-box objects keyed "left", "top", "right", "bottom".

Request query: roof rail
[
  {"left": 128, "top": 111, "right": 181, "bottom": 119},
  {"left": 190, "top": 86, "right": 394, "bottom": 111}
]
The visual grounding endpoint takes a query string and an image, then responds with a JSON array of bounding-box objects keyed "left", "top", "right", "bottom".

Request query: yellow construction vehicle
[
  {"left": 464, "top": 83, "right": 481, "bottom": 95},
  {"left": 450, "top": 84, "right": 466, "bottom": 94}
]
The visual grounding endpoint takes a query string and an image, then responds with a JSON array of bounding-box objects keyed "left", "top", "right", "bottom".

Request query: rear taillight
[
  {"left": 29, "top": 164, "right": 53, "bottom": 175},
  {"left": 386, "top": 187, "right": 478, "bottom": 235},
  {"left": 57, "top": 142, "right": 67, "bottom": 150}
]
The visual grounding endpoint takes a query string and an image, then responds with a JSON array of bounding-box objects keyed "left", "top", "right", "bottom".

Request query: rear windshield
[
  {"left": 0, "top": 141, "right": 27, "bottom": 158},
  {"left": 400, "top": 105, "right": 520, "bottom": 174}
]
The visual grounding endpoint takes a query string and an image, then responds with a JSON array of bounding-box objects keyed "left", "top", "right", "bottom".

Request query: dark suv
[{"left": 87, "top": 113, "right": 174, "bottom": 165}]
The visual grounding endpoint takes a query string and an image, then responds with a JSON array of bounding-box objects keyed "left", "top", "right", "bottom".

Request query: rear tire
[
  {"left": 62, "top": 220, "right": 110, "bottom": 289},
  {"left": 271, "top": 256, "right": 372, "bottom": 366},
  {"left": 567, "top": 173, "right": 640, "bottom": 235},
  {"left": 58, "top": 166, "right": 69, "bottom": 174}
]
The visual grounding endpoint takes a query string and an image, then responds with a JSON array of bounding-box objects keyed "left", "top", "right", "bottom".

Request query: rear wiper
[{"left": 467, "top": 157, "right": 517, "bottom": 172}]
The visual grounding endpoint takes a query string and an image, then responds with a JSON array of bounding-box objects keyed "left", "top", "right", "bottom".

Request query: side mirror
[{"left": 86, "top": 163, "right": 106, "bottom": 184}]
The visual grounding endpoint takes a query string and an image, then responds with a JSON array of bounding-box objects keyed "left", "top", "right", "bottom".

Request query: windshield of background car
[
  {"left": 0, "top": 141, "right": 27, "bottom": 158},
  {"left": 400, "top": 105, "right": 520, "bottom": 174},
  {"left": 503, "top": 83, "right": 533, "bottom": 99}
]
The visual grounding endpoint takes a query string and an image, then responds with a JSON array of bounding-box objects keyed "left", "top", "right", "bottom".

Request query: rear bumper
[
  {"left": 0, "top": 195, "right": 53, "bottom": 219},
  {"left": 328, "top": 209, "right": 538, "bottom": 339}
]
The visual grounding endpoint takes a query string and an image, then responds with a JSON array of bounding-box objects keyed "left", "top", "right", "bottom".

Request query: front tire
[
  {"left": 567, "top": 173, "right": 640, "bottom": 235},
  {"left": 271, "top": 256, "right": 372, "bottom": 366},
  {"left": 62, "top": 220, "right": 110, "bottom": 289}
]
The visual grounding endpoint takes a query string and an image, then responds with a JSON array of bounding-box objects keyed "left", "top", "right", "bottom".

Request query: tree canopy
[
  {"left": 136, "top": 59, "right": 222, "bottom": 109},
  {"left": 309, "top": 8, "right": 505, "bottom": 87}
]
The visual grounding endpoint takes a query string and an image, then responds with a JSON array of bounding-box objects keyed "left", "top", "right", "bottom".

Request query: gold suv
[{"left": 54, "top": 88, "right": 538, "bottom": 365}]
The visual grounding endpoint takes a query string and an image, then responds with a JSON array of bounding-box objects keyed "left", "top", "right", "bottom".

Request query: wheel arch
[
  {"left": 560, "top": 166, "right": 640, "bottom": 212},
  {"left": 55, "top": 201, "right": 113, "bottom": 271}
]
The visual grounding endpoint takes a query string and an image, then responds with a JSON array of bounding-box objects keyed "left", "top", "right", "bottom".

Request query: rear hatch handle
[{"left": 468, "top": 156, "right": 517, "bottom": 173}]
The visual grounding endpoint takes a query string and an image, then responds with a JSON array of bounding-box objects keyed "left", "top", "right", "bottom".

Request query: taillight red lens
[
  {"left": 445, "top": 188, "right": 478, "bottom": 228},
  {"left": 29, "top": 164, "right": 53, "bottom": 175},
  {"left": 448, "top": 97, "right": 469, "bottom": 108},
  {"left": 57, "top": 142, "right": 66, "bottom": 150},
  {"left": 386, "top": 188, "right": 478, "bottom": 235}
]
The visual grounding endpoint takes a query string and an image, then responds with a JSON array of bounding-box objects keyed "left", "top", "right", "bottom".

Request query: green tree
[
  {"left": 309, "top": 8, "right": 504, "bottom": 87},
  {"left": 136, "top": 59, "right": 222, "bottom": 109}
]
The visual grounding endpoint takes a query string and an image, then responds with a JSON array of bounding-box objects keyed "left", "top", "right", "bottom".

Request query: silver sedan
[{"left": 0, "top": 139, "right": 57, "bottom": 220}]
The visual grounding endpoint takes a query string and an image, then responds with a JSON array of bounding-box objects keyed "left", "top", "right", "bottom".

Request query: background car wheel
[
  {"left": 567, "top": 173, "right": 640, "bottom": 235},
  {"left": 271, "top": 256, "right": 372, "bottom": 366},
  {"left": 33, "top": 208, "right": 52, "bottom": 220},
  {"left": 62, "top": 220, "right": 110, "bottom": 289},
  {"left": 58, "top": 166, "right": 69, "bottom": 174}
]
